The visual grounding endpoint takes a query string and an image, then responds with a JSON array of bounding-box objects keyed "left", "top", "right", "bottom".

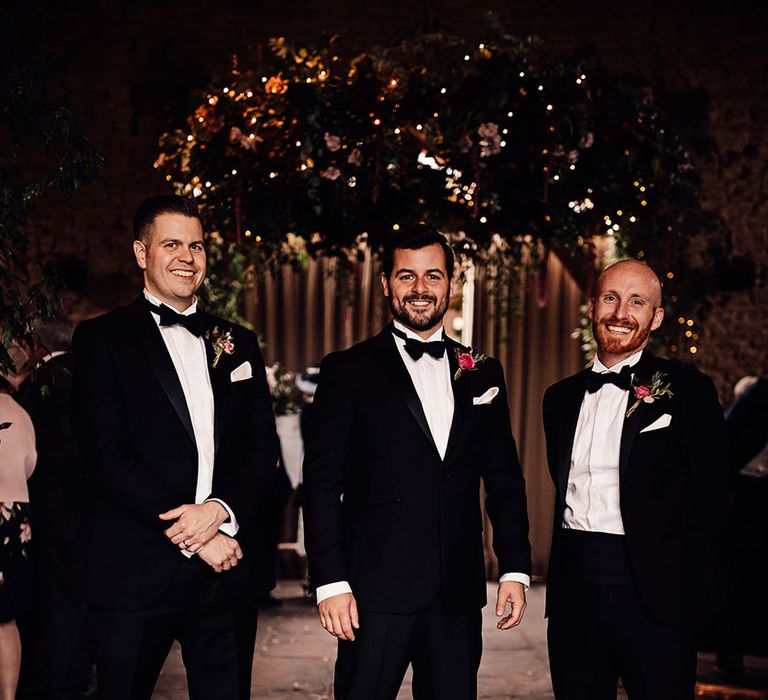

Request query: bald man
[{"left": 542, "top": 260, "right": 729, "bottom": 699}]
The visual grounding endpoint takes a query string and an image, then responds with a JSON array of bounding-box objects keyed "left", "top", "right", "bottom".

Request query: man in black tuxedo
[
  {"left": 303, "top": 225, "right": 531, "bottom": 699},
  {"left": 542, "top": 260, "right": 729, "bottom": 699},
  {"left": 71, "top": 196, "right": 279, "bottom": 700},
  {"left": 19, "top": 320, "right": 92, "bottom": 700}
]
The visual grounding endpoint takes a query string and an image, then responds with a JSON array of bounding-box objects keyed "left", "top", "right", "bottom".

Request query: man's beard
[
  {"left": 389, "top": 293, "right": 448, "bottom": 331},
  {"left": 593, "top": 315, "right": 652, "bottom": 356}
]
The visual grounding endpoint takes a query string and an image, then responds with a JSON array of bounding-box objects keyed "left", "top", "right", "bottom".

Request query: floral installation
[
  {"left": 453, "top": 348, "right": 488, "bottom": 381},
  {"left": 153, "top": 18, "right": 719, "bottom": 352},
  {"left": 265, "top": 363, "right": 303, "bottom": 416},
  {"left": 626, "top": 371, "right": 673, "bottom": 418},
  {"left": 206, "top": 326, "right": 235, "bottom": 368}
]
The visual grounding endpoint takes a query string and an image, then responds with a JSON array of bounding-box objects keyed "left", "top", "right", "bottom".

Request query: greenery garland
[{"left": 157, "top": 19, "right": 712, "bottom": 355}]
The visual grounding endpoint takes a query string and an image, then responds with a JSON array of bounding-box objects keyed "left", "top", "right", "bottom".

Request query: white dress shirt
[
  {"left": 563, "top": 349, "right": 643, "bottom": 534},
  {"left": 144, "top": 290, "right": 238, "bottom": 546},
  {"left": 316, "top": 320, "right": 529, "bottom": 604}
]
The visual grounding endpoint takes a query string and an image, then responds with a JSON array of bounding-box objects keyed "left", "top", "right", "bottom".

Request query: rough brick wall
[{"left": 12, "top": 0, "right": 768, "bottom": 401}]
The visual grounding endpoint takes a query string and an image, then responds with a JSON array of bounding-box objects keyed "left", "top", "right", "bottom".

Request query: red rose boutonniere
[
  {"left": 206, "top": 326, "right": 235, "bottom": 368},
  {"left": 453, "top": 348, "right": 487, "bottom": 381},
  {"left": 626, "top": 371, "right": 673, "bottom": 417}
]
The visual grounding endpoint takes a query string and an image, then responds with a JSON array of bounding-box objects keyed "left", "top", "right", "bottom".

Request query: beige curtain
[
  {"left": 247, "top": 249, "right": 584, "bottom": 577},
  {"left": 473, "top": 252, "right": 584, "bottom": 577}
]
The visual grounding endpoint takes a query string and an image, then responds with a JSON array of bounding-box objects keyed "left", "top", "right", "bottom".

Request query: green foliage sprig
[{"left": 0, "top": 23, "right": 103, "bottom": 374}]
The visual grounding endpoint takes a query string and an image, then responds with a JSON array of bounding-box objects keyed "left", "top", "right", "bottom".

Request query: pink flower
[
  {"left": 321, "top": 167, "right": 341, "bottom": 181},
  {"left": 477, "top": 122, "right": 501, "bottom": 157},
  {"left": 458, "top": 353, "right": 475, "bottom": 371},
  {"left": 477, "top": 122, "right": 499, "bottom": 139},
  {"left": 634, "top": 384, "right": 651, "bottom": 399},
  {"left": 347, "top": 148, "right": 362, "bottom": 166},
  {"left": 324, "top": 133, "right": 341, "bottom": 152},
  {"left": 20, "top": 523, "right": 31, "bottom": 544}
]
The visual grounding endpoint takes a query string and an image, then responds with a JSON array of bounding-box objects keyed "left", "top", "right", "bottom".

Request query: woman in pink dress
[{"left": 0, "top": 378, "right": 36, "bottom": 700}]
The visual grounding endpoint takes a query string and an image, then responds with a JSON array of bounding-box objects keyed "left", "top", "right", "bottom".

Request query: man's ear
[
  {"left": 380, "top": 272, "right": 390, "bottom": 298},
  {"left": 587, "top": 298, "right": 595, "bottom": 321},
  {"left": 133, "top": 240, "right": 148, "bottom": 270},
  {"left": 651, "top": 306, "right": 664, "bottom": 331}
]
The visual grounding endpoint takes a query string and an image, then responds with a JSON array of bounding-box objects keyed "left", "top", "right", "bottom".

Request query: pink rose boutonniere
[
  {"left": 453, "top": 348, "right": 487, "bottom": 381},
  {"left": 626, "top": 371, "right": 673, "bottom": 418},
  {"left": 206, "top": 326, "right": 235, "bottom": 368}
]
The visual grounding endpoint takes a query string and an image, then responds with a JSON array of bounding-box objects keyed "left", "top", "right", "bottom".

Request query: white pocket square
[
  {"left": 230, "top": 361, "right": 252, "bottom": 383},
  {"left": 473, "top": 387, "right": 499, "bottom": 405},
  {"left": 640, "top": 413, "right": 672, "bottom": 433}
]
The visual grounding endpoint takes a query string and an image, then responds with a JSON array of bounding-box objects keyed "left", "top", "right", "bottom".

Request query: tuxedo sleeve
[
  {"left": 302, "top": 352, "right": 354, "bottom": 590},
  {"left": 678, "top": 371, "right": 730, "bottom": 536},
  {"left": 208, "top": 330, "right": 280, "bottom": 526},
  {"left": 71, "top": 320, "right": 180, "bottom": 527},
  {"left": 481, "top": 359, "right": 532, "bottom": 577}
]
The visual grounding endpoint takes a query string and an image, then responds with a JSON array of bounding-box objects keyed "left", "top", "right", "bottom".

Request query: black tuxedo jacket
[
  {"left": 542, "top": 350, "right": 729, "bottom": 624},
  {"left": 302, "top": 325, "right": 531, "bottom": 614},
  {"left": 71, "top": 296, "right": 279, "bottom": 611}
]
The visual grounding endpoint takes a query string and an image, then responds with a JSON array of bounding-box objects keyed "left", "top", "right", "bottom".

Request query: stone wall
[{"left": 11, "top": 0, "right": 767, "bottom": 400}]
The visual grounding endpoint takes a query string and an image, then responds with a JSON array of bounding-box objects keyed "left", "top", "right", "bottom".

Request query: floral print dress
[{"left": 0, "top": 400, "right": 36, "bottom": 622}]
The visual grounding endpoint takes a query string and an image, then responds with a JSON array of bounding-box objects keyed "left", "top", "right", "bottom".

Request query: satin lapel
[
  {"left": 376, "top": 326, "right": 440, "bottom": 457},
  {"left": 443, "top": 339, "right": 471, "bottom": 464},
  {"left": 130, "top": 296, "right": 195, "bottom": 446},
  {"left": 618, "top": 350, "right": 655, "bottom": 482},
  {"left": 556, "top": 375, "right": 588, "bottom": 509},
  {"left": 201, "top": 316, "right": 230, "bottom": 454}
]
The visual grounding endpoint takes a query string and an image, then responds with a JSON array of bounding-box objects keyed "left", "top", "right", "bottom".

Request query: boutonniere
[
  {"left": 626, "top": 371, "right": 673, "bottom": 417},
  {"left": 206, "top": 326, "right": 235, "bottom": 368},
  {"left": 453, "top": 348, "right": 487, "bottom": 381}
]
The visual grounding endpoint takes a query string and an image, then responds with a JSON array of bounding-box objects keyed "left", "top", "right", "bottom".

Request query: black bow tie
[
  {"left": 584, "top": 364, "right": 633, "bottom": 393},
  {"left": 147, "top": 302, "right": 208, "bottom": 337},
  {"left": 391, "top": 326, "right": 445, "bottom": 361}
]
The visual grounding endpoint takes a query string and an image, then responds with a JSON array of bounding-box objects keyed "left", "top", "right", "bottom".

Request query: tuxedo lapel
[
  {"left": 130, "top": 296, "right": 195, "bottom": 446},
  {"left": 619, "top": 350, "right": 655, "bottom": 482},
  {"left": 201, "top": 318, "right": 230, "bottom": 453},
  {"left": 556, "top": 374, "right": 588, "bottom": 509},
  {"left": 443, "top": 339, "right": 471, "bottom": 464},
  {"left": 375, "top": 326, "right": 440, "bottom": 457}
]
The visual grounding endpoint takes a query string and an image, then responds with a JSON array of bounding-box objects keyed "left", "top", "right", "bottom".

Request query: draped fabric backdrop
[{"left": 246, "top": 250, "right": 583, "bottom": 577}]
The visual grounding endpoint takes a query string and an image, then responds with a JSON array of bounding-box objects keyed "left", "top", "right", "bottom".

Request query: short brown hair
[{"left": 133, "top": 195, "right": 200, "bottom": 243}]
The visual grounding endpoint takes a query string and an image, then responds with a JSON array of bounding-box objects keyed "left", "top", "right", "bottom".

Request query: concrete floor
[{"left": 153, "top": 581, "right": 768, "bottom": 700}]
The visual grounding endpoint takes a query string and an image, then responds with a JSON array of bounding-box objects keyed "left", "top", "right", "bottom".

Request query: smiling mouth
[
  {"left": 171, "top": 270, "right": 195, "bottom": 278},
  {"left": 606, "top": 324, "right": 633, "bottom": 334}
]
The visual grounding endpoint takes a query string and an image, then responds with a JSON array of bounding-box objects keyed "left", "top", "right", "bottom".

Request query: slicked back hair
[
  {"left": 133, "top": 195, "right": 201, "bottom": 243},
  {"left": 382, "top": 224, "right": 455, "bottom": 280}
]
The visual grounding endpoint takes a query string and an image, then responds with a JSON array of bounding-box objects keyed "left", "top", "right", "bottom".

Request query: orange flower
[{"left": 264, "top": 74, "right": 289, "bottom": 95}]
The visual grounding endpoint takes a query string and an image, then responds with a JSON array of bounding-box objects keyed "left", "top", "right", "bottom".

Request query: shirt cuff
[
  {"left": 499, "top": 572, "right": 531, "bottom": 591},
  {"left": 316, "top": 581, "right": 353, "bottom": 605},
  {"left": 206, "top": 498, "right": 239, "bottom": 537}
]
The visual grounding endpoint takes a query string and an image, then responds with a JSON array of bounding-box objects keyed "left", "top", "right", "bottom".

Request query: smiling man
[
  {"left": 71, "top": 196, "right": 279, "bottom": 700},
  {"left": 303, "top": 224, "right": 531, "bottom": 699},
  {"left": 542, "top": 259, "right": 730, "bottom": 699}
]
